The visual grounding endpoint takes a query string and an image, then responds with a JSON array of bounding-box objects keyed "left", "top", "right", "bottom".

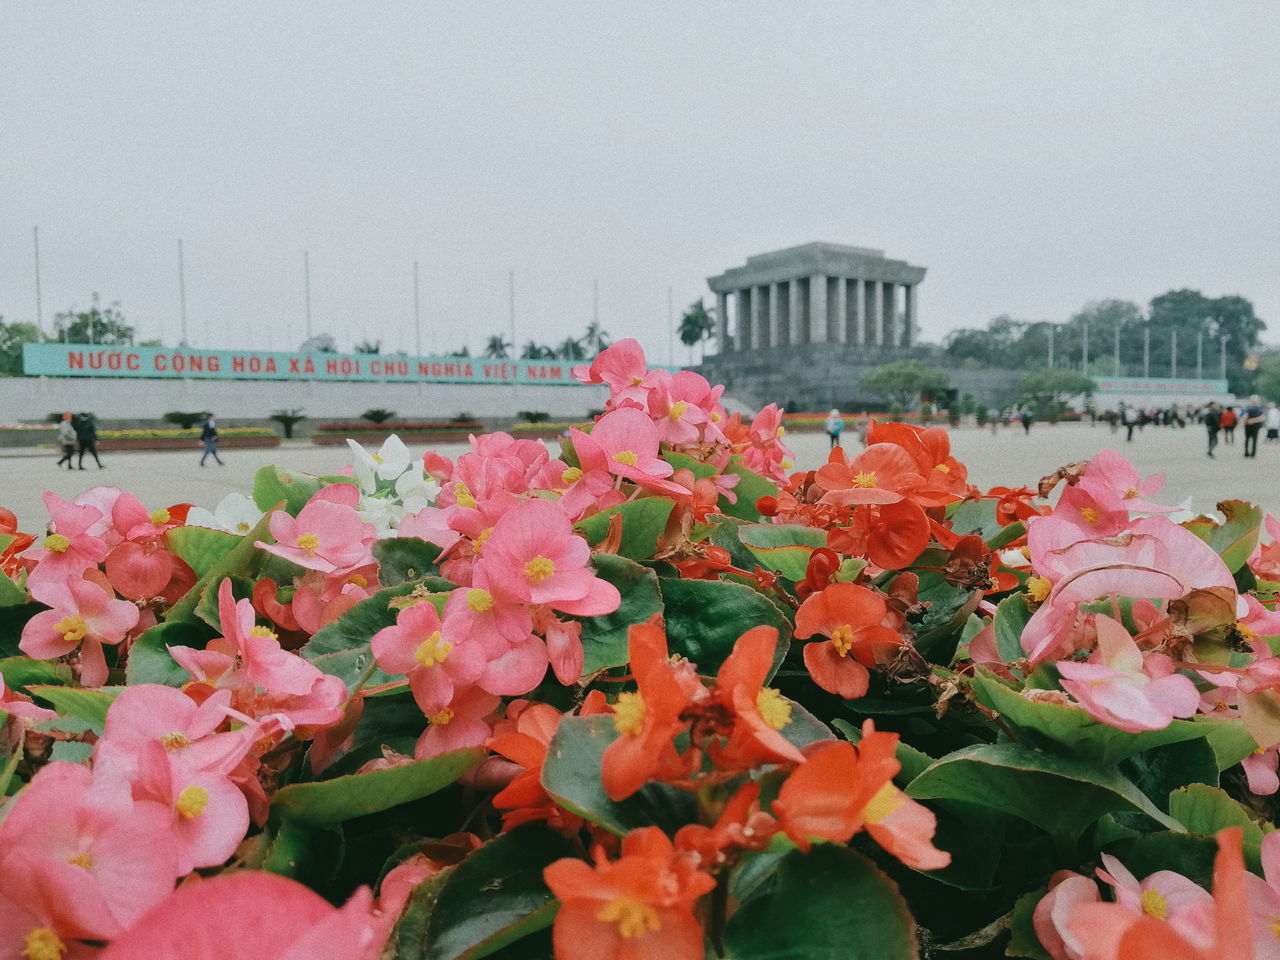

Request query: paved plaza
[{"left": 3, "top": 420, "right": 1277, "bottom": 534}]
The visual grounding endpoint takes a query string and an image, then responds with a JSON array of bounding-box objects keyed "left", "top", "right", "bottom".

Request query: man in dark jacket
[
  {"left": 200, "top": 415, "right": 225, "bottom": 466},
  {"left": 74, "top": 413, "right": 103, "bottom": 469},
  {"left": 1203, "top": 403, "right": 1221, "bottom": 458}
]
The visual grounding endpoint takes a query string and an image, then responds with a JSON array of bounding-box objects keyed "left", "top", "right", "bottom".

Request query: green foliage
[
  {"left": 269, "top": 408, "right": 307, "bottom": 438},
  {"left": 679, "top": 298, "right": 716, "bottom": 360},
  {"left": 162, "top": 411, "right": 212, "bottom": 429},
  {"left": 516, "top": 410, "right": 550, "bottom": 423},
  {"left": 0, "top": 318, "right": 42, "bottom": 376},
  {"left": 361, "top": 408, "right": 397, "bottom": 424},
  {"left": 859, "top": 360, "right": 951, "bottom": 409},
  {"left": 1020, "top": 368, "right": 1097, "bottom": 403},
  {"left": 53, "top": 294, "right": 135, "bottom": 345}
]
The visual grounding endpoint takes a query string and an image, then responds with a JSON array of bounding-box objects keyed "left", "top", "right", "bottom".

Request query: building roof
[{"left": 708, "top": 242, "right": 926, "bottom": 292}]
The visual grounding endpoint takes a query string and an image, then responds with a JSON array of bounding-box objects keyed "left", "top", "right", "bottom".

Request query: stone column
[
  {"left": 868, "top": 280, "right": 882, "bottom": 346},
  {"left": 789, "top": 279, "right": 804, "bottom": 345},
  {"left": 881, "top": 282, "right": 896, "bottom": 346},
  {"left": 902, "top": 284, "right": 916, "bottom": 346},
  {"left": 769, "top": 283, "right": 784, "bottom": 348},
  {"left": 850, "top": 279, "right": 864, "bottom": 345},
  {"left": 752, "top": 285, "right": 768, "bottom": 350},
  {"left": 832, "top": 277, "right": 847, "bottom": 345},
  {"left": 715, "top": 291, "right": 729, "bottom": 353},
  {"left": 809, "top": 273, "right": 828, "bottom": 343},
  {"left": 735, "top": 288, "right": 751, "bottom": 352}
]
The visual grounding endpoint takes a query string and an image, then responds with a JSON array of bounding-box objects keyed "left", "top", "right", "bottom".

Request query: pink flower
[
  {"left": 371, "top": 599, "right": 486, "bottom": 717},
  {"left": 1057, "top": 615, "right": 1199, "bottom": 733},
  {"left": 573, "top": 408, "right": 681, "bottom": 489},
  {"left": 23, "top": 492, "right": 109, "bottom": 587},
  {"left": 572, "top": 338, "right": 669, "bottom": 407},
  {"left": 22, "top": 574, "right": 141, "bottom": 687},
  {"left": 414, "top": 685, "right": 501, "bottom": 759},
  {"left": 0, "top": 762, "right": 179, "bottom": 941},
  {"left": 646, "top": 372, "right": 712, "bottom": 446},
  {"left": 257, "top": 487, "right": 375, "bottom": 574},
  {"left": 0, "top": 674, "right": 58, "bottom": 723},
  {"left": 95, "top": 684, "right": 253, "bottom": 777},
  {"left": 1075, "top": 449, "right": 1174, "bottom": 514},
  {"left": 1053, "top": 484, "right": 1130, "bottom": 537},
  {"left": 110, "top": 492, "right": 187, "bottom": 542},
  {"left": 98, "top": 871, "right": 385, "bottom": 960},
  {"left": 477, "top": 499, "right": 620, "bottom": 616}
]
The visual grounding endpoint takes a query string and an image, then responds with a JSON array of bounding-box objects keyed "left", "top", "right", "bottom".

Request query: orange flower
[
  {"left": 709, "top": 626, "right": 806, "bottom": 771},
  {"left": 674, "top": 781, "right": 778, "bottom": 870},
  {"left": 825, "top": 498, "right": 931, "bottom": 570},
  {"left": 816, "top": 443, "right": 924, "bottom": 507},
  {"left": 544, "top": 827, "right": 716, "bottom": 960},
  {"left": 600, "top": 620, "right": 703, "bottom": 801},
  {"left": 793, "top": 582, "right": 904, "bottom": 698},
  {"left": 488, "top": 702, "right": 581, "bottom": 832}
]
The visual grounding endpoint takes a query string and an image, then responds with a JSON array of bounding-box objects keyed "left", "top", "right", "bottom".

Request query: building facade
[{"left": 707, "top": 242, "right": 926, "bottom": 353}]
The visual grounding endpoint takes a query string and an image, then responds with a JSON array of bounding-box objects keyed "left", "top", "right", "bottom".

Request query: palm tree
[
  {"left": 679, "top": 300, "right": 716, "bottom": 364},
  {"left": 483, "top": 335, "right": 512, "bottom": 359},
  {"left": 556, "top": 336, "right": 587, "bottom": 361},
  {"left": 521, "top": 340, "right": 555, "bottom": 360},
  {"left": 582, "top": 322, "right": 610, "bottom": 357}
]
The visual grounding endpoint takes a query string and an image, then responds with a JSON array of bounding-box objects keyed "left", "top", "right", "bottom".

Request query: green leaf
[
  {"left": 737, "top": 523, "right": 825, "bottom": 581},
  {"left": 372, "top": 537, "right": 442, "bottom": 585},
  {"left": 0, "top": 603, "right": 49, "bottom": 658},
  {"left": 50, "top": 741, "right": 94, "bottom": 763},
  {"left": 948, "top": 498, "right": 1001, "bottom": 542},
  {"left": 164, "top": 510, "right": 276, "bottom": 624},
  {"left": 659, "top": 577, "right": 791, "bottom": 674},
  {"left": 1006, "top": 888, "right": 1052, "bottom": 959},
  {"left": 420, "top": 825, "right": 573, "bottom": 960},
  {"left": 252, "top": 464, "right": 356, "bottom": 515},
  {"left": 575, "top": 499, "right": 675, "bottom": 562},
  {"left": 1120, "top": 738, "right": 1218, "bottom": 811},
  {"left": 906, "top": 742, "right": 1182, "bottom": 839},
  {"left": 539, "top": 715, "right": 696, "bottom": 836},
  {"left": 0, "top": 568, "right": 27, "bottom": 607},
  {"left": 970, "top": 669, "right": 1218, "bottom": 766},
  {"left": 1107, "top": 831, "right": 1218, "bottom": 890},
  {"left": 0, "top": 657, "right": 74, "bottom": 691},
  {"left": 719, "top": 460, "right": 779, "bottom": 521},
  {"left": 662, "top": 450, "right": 717, "bottom": 480},
  {"left": 271, "top": 747, "right": 481, "bottom": 825},
  {"left": 577, "top": 555, "right": 662, "bottom": 674},
  {"left": 390, "top": 868, "right": 455, "bottom": 959},
  {"left": 993, "top": 594, "right": 1033, "bottom": 663},
  {"left": 988, "top": 519, "right": 1027, "bottom": 551},
  {"left": 0, "top": 739, "right": 22, "bottom": 796},
  {"left": 165, "top": 525, "right": 243, "bottom": 579},
  {"left": 723, "top": 845, "right": 918, "bottom": 960},
  {"left": 1187, "top": 499, "right": 1263, "bottom": 573},
  {"left": 258, "top": 817, "right": 345, "bottom": 888},
  {"left": 124, "top": 621, "right": 214, "bottom": 686},
  {"left": 1201, "top": 716, "right": 1259, "bottom": 771},
  {"left": 301, "top": 581, "right": 427, "bottom": 690},
  {"left": 27, "top": 685, "right": 119, "bottom": 733},
  {"left": 909, "top": 561, "right": 982, "bottom": 665},
  {"left": 1168, "top": 783, "right": 1267, "bottom": 856}
]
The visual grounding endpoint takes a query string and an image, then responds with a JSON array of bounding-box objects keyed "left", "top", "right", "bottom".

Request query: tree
[
  {"left": 858, "top": 360, "right": 951, "bottom": 409},
  {"left": 520, "top": 341, "right": 555, "bottom": 360},
  {"left": 1254, "top": 353, "right": 1280, "bottom": 404},
  {"left": 556, "top": 337, "right": 586, "bottom": 361},
  {"left": 483, "top": 335, "right": 512, "bottom": 359},
  {"left": 53, "top": 294, "right": 134, "bottom": 345},
  {"left": 269, "top": 408, "right": 307, "bottom": 439},
  {"left": 353, "top": 340, "right": 381, "bottom": 354},
  {"left": 448, "top": 345, "right": 471, "bottom": 358},
  {"left": 0, "top": 318, "right": 43, "bottom": 376},
  {"left": 1020, "top": 368, "right": 1097, "bottom": 405},
  {"left": 582, "top": 322, "right": 610, "bottom": 356},
  {"left": 679, "top": 300, "right": 716, "bottom": 363}
]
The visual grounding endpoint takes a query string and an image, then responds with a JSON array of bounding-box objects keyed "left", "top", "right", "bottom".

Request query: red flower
[
  {"left": 487, "top": 702, "right": 581, "bottom": 832},
  {"left": 793, "top": 582, "right": 904, "bottom": 699},
  {"left": 816, "top": 444, "right": 924, "bottom": 507},
  {"left": 544, "top": 827, "right": 716, "bottom": 960},
  {"left": 709, "top": 626, "right": 806, "bottom": 771}
]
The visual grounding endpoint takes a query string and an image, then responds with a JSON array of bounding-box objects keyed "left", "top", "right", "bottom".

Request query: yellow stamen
[
  {"left": 597, "top": 896, "right": 661, "bottom": 938},
  {"left": 561, "top": 466, "right": 583, "bottom": 484},
  {"left": 234, "top": 521, "right": 251, "bottom": 534},
  {"left": 613, "top": 450, "right": 638, "bottom": 466},
  {"left": 853, "top": 471, "right": 878, "bottom": 488},
  {"left": 1238, "top": 621, "right": 1259, "bottom": 645},
  {"left": 414, "top": 631, "right": 453, "bottom": 668},
  {"left": 669, "top": 400, "right": 689, "bottom": 420},
  {"left": 1081, "top": 507, "right": 1099, "bottom": 524},
  {"left": 472, "top": 527, "right": 492, "bottom": 554},
  {"left": 755, "top": 688, "right": 792, "bottom": 730},
  {"left": 935, "top": 463, "right": 951, "bottom": 474},
  {"left": 66, "top": 851, "right": 93, "bottom": 870},
  {"left": 149, "top": 508, "right": 171, "bottom": 525},
  {"left": 863, "top": 782, "right": 906, "bottom": 825},
  {"left": 160, "top": 732, "right": 191, "bottom": 751},
  {"left": 776, "top": 426, "right": 786, "bottom": 437},
  {"left": 781, "top": 459, "right": 794, "bottom": 470},
  {"left": 1124, "top": 486, "right": 1139, "bottom": 499},
  {"left": 370, "top": 452, "right": 383, "bottom": 464},
  {"left": 524, "top": 555, "right": 556, "bottom": 583},
  {"left": 612, "top": 691, "right": 646, "bottom": 736},
  {"left": 176, "top": 785, "right": 209, "bottom": 819},
  {"left": 21, "top": 927, "right": 66, "bottom": 960},
  {"left": 711, "top": 412, "right": 722, "bottom": 422},
  {"left": 1025, "top": 575, "right": 1052, "bottom": 603},
  {"left": 830, "top": 624, "right": 855, "bottom": 657},
  {"left": 428, "top": 708, "right": 455, "bottom": 725},
  {"left": 249, "top": 625, "right": 278, "bottom": 639},
  {"left": 454, "top": 483, "right": 477, "bottom": 509},
  {"left": 55, "top": 615, "right": 87, "bottom": 644},
  {"left": 1141, "top": 887, "right": 1168, "bottom": 920},
  {"left": 41, "top": 534, "right": 70, "bottom": 553},
  {"left": 629, "top": 375, "right": 645, "bottom": 386},
  {"left": 347, "top": 573, "right": 368, "bottom": 588},
  {"left": 295, "top": 532, "right": 320, "bottom": 551},
  {"left": 467, "top": 589, "right": 494, "bottom": 613}
]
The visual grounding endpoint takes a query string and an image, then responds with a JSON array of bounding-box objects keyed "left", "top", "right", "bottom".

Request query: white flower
[
  {"left": 346, "top": 435, "right": 412, "bottom": 493},
  {"left": 186, "top": 493, "right": 264, "bottom": 536}
]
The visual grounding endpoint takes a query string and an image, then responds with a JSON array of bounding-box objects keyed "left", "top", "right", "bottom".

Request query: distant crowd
[{"left": 1100, "top": 398, "right": 1280, "bottom": 459}]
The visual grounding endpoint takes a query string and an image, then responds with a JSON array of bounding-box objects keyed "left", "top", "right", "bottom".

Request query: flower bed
[
  {"left": 96, "top": 427, "right": 280, "bottom": 450},
  {"left": 1, "top": 337, "right": 1276, "bottom": 958},
  {"left": 508, "top": 420, "right": 590, "bottom": 439},
  {"left": 312, "top": 420, "right": 482, "bottom": 444}
]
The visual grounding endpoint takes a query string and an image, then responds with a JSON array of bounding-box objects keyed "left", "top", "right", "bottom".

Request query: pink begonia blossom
[
  {"left": 574, "top": 407, "right": 680, "bottom": 488},
  {"left": 475, "top": 631, "right": 550, "bottom": 697},
  {"left": 478, "top": 499, "right": 620, "bottom": 615},
  {"left": 257, "top": 487, "right": 375, "bottom": 573},
  {"left": 1033, "top": 871, "right": 1102, "bottom": 960},
  {"left": 0, "top": 889, "right": 101, "bottom": 960},
  {"left": 443, "top": 570, "right": 535, "bottom": 646},
  {"left": 0, "top": 674, "right": 58, "bottom": 723},
  {"left": 1250, "top": 512, "right": 1280, "bottom": 581},
  {"left": 1053, "top": 484, "right": 1130, "bottom": 537},
  {"left": 23, "top": 492, "right": 109, "bottom": 587},
  {"left": 109, "top": 491, "right": 186, "bottom": 542},
  {"left": 98, "top": 871, "right": 385, "bottom": 960},
  {"left": 572, "top": 337, "right": 670, "bottom": 407},
  {"left": 372, "top": 599, "right": 486, "bottom": 717},
  {"left": 1096, "top": 853, "right": 1215, "bottom": 939},
  {"left": 1022, "top": 514, "right": 1235, "bottom": 662},
  {"left": 739, "top": 403, "right": 795, "bottom": 484},
  {"left": 95, "top": 684, "right": 254, "bottom": 777},
  {"left": 414, "top": 684, "right": 502, "bottom": 759},
  {"left": 1057, "top": 615, "right": 1199, "bottom": 733},
  {"left": 1238, "top": 593, "right": 1280, "bottom": 639},
  {"left": 1075, "top": 448, "right": 1175, "bottom": 514},
  {"left": 646, "top": 373, "right": 712, "bottom": 445},
  {"left": 543, "top": 616, "right": 584, "bottom": 685},
  {"left": 22, "top": 574, "right": 140, "bottom": 687},
  {"left": 0, "top": 762, "right": 179, "bottom": 941},
  {"left": 103, "top": 538, "right": 175, "bottom": 600}
]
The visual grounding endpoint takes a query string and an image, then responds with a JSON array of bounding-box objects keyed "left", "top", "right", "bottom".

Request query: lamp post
[
  {"left": 1047, "top": 324, "right": 1055, "bottom": 368},
  {"left": 1197, "top": 331, "right": 1203, "bottom": 380},
  {"left": 1114, "top": 323, "right": 1121, "bottom": 375},
  {"left": 1082, "top": 322, "right": 1089, "bottom": 373},
  {"left": 1143, "top": 326, "right": 1150, "bottom": 379},
  {"left": 1171, "top": 329, "right": 1177, "bottom": 379},
  {"left": 1221, "top": 335, "right": 1228, "bottom": 381}
]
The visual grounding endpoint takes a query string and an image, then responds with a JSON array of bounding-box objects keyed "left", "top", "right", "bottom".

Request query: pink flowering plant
[{"left": 2, "top": 340, "right": 1280, "bottom": 958}]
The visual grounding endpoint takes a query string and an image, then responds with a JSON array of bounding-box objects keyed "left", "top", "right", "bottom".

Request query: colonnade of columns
[{"left": 714, "top": 276, "right": 918, "bottom": 353}]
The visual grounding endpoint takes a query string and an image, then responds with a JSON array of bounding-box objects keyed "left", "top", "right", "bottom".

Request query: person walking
[
  {"left": 1219, "top": 406, "right": 1237, "bottom": 444},
  {"left": 1265, "top": 402, "right": 1280, "bottom": 443},
  {"left": 1243, "top": 396, "right": 1265, "bottom": 458},
  {"left": 55, "top": 413, "right": 76, "bottom": 470},
  {"left": 74, "top": 413, "right": 103, "bottom": 469},
  {"left": 1018, "top": 406, "right": 1033, "bottom": 434},
  {"left": 824, "top": 409, "right": 844, "bottom": 450},
  {"left": 1203, "top": 402, "right": 1221, "bottom": 458},
  {"left": 1122, "top": 404, "right": 1140, "bottom": 442},
  {"left": 199, "top": 414, "right": 225, "bottom": 466}
]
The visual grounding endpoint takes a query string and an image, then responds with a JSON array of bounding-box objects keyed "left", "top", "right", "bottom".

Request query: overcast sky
[{"left": 3, "top": 2, "right": 1277, "bottom": 362}]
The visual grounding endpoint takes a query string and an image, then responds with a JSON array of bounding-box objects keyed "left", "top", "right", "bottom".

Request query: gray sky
[{"left": 3, "top": 2, "right": 1278, "bottom": 363}]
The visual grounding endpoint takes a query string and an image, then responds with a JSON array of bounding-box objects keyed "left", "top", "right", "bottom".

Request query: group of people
[
  {"left": 54, "top": 412, "right": 103, "bottom": 470},
  {"left": 1202, "top": 397, "right": 1280, "bottom": 459},
  {"left": 824, "top": 410, "right": 869, "bottom": 449}
]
